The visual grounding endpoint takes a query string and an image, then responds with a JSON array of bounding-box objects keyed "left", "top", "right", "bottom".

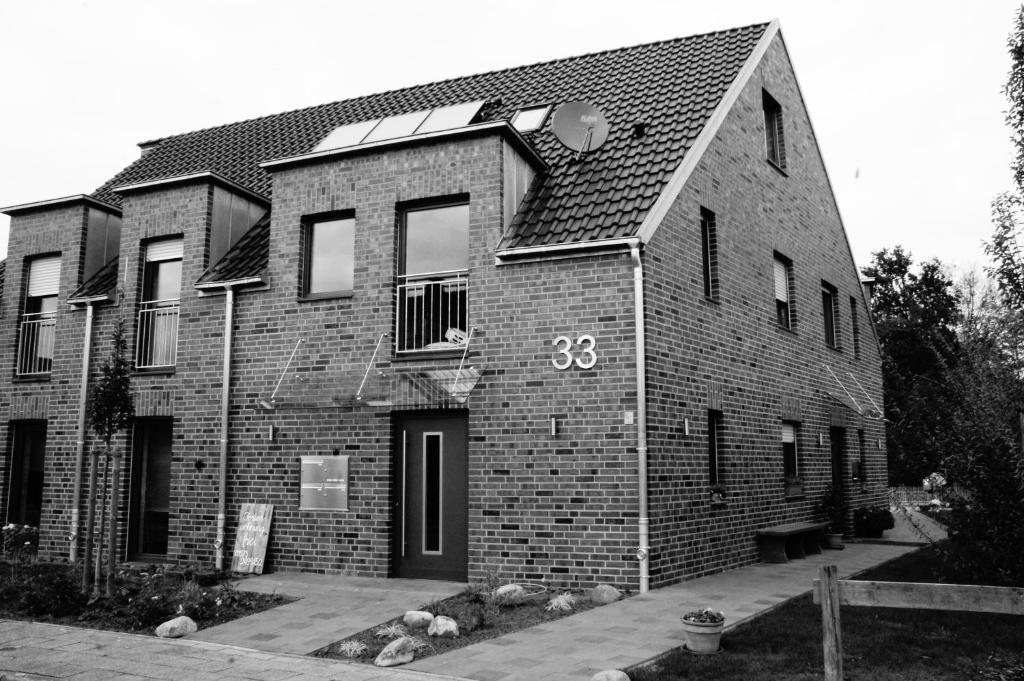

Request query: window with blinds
[
  {"left": 763, "top": 90, "right": 786, "bottom": 170},
  {"left": 782, "top": 421, "right": 799, "bottom": 479},
  {"left": 774, "top": 255, "right": 792, "bottom": 329},
  {"left": 18, "top": 255, "right": 61, "bottom": 375}
]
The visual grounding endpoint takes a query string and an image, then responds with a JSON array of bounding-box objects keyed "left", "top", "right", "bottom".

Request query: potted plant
[
  {"left": 853, "top": 506, "right": 895, "bottom": 538},
  {"left": 680, "top": 607, "right": 724, "bottom": 654},
  {"left": 817, "top": 485, "right": 846, "bottom": 549}
]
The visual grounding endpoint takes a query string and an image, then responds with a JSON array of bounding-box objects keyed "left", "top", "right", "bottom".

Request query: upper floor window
[
  {"left": 850, "top": 296, "right": 861, "bottom": 359},
  {"left": 773, "top": 255, "right": 793, "bottom": 329},
  {"left": 136, "top": 238, "right": 182, "bottom": 370},
  {"left": 17, "top": 255, "right": 61, "bottom": 376},
  {"left": 397, "top": 201, "right": 469, "bottom": 353},
  {"left": 303, "top": 215, "right": 355, "bottom": 298},
  {"left": 700, "top": 207, "right": 719, "bottom": 300},
  {"left": 822, "top": 282, "right": 838, "bottom": 348},
  {"left": 763, "top": 90, "right": 786, "bottom": 170}
]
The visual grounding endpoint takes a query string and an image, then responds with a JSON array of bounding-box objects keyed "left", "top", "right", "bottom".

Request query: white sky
[{"left": 0, "top": 0, "right": 1018, "bottom": 275}]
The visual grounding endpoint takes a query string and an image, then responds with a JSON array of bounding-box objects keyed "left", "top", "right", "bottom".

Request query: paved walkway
[
  {"left": 192, "top": 574, "right": 465, "bottom": 654},
  {"left": 2, "top": 514, "right": 936, "bottom": 681}
]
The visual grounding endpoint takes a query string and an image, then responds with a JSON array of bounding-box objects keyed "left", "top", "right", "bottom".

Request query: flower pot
[
  {"left": 681, "top": 618, "right": 723, "bottom": 654},
  {"left": 822, "top": 532, "right": 844, "bottom": 549}
]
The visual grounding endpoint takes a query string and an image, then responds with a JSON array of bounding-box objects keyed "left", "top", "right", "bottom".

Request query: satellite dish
[{"left": 551, "top": 101, "right": 610, "bottom": 159}]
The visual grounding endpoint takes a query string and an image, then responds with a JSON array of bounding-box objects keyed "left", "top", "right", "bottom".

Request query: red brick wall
[{"left": 641, "top": 35, "right": 887, "bottom": 584}]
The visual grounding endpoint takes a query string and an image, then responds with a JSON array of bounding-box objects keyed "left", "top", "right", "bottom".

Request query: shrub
[
  {"left": 10, "top": 563, "right": 86, "bottom": 617},
  {"left": 853, "top": 507, "right": 895, "bottom": 537}
]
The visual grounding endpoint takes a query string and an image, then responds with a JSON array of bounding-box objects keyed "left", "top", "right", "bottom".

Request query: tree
[
  {"left": 861, "top": 246, "right": 961, "bottom": 484},
  {"left": 85, "top": 319, "right": 134, "bottom": 597}
]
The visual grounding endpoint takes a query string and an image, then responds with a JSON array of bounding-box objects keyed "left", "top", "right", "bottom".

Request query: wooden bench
[{"left": 755, "top": 521, "right": 828, "bottom": 563}]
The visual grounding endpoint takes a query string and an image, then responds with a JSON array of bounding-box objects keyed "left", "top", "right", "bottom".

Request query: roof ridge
[{"left": 135, "top": 21, "right": 771, "bottom": 147}]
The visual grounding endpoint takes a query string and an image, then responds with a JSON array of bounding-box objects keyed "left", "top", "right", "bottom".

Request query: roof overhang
[
  {"left": 260, "top": 121, "right": 547, "bottom": 174},
  {"left": 113, "top": 171, "right": 270, "bottom": 207},
  {"left": 496, "top": 237, "right": 639, "bottom": 264},
  {"left": 1, "top": 194, "right": 122, "bottom": 218},
  {"left": 194, "top": 275, "right": 267, "bottom": 292},
  {"left": 67, "top": 293, "right": 115, "bottom": 306}
]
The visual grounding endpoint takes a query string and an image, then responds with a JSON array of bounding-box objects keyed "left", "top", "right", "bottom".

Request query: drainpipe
[
  {"left": 630, "top": 242, "right": 651, "bottom": 594},
  {"left": 215, "top": 286, "right": 234, "bottom": 571},
  {"left": 71, "top": 302, "right": 95, "bottom": 563}
]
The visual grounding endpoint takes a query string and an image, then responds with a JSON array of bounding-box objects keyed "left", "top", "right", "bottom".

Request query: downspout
[
  {"left": 71, "top": 302, "right": 95, "bottom": 563},
  {"left": 630, "top": 243, "right": 650, "bottom": 594},
  {"left": 215, "top": 286, "right": 234, "bottom": 571}
]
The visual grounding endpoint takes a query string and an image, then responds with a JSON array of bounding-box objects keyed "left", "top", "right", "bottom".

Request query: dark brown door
[
  {"left": 393, "top": 414, "right": 468, "bottom": 581},
  {"left": 830, "top": 426, "right": 846, "bottom": 530},
  {"left": 128, "top": 419, "right": 172, "bottom": 557},
  {"left": 6, "top": 421, "right": 47, "bottom": 527}
]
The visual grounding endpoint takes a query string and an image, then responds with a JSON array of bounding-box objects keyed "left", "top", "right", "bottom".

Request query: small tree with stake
[{"left": 85, "top": 319, "right": 134, "bottom": 596}]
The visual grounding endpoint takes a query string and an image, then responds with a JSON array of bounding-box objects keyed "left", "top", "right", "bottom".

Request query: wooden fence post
[{"left": 820, "top": 565, "right": 843, "bottom": 681}]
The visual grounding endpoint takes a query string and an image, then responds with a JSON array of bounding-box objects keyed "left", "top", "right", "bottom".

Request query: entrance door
[
  {"left": 7, "top": 421, "right": 47, "bottom": 526},
  {"left": 128, "top": 419, "right": 172, "bottom": 557},
  {"left": 393, "top": 414, "right": 468, "bottom": 581}
]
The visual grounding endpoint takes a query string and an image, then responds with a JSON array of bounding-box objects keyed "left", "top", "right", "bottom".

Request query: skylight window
[
  {"left": 512, "top": 105, "right": 551, "bottom": 132},
  {"left": 313, "top": 119, "right": 381, "bottom": 152},
  {"left": 311, "top": 101, "right": 487, "bottom": 153}
]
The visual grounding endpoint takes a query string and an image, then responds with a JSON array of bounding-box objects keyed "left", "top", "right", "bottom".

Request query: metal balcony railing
[
  {"left": 396, "top": 270, "right": 469, "bottom": 353},
  {"left": 16, "top": 312, "right": 56, "bottom": 376},
  {"left": 136, "top": 300, "right": 180, "bottom": 369}
]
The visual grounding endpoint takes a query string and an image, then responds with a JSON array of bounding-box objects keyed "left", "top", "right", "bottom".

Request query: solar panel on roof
[
  {"left": 415, "top": 101, "right": 484, "bottom": 134},
  {"left": 362, "top": 110, "right": 431, "bottom": 143},
  {"left": 313, "top": 119, "right": 381, "bottom": 152}
]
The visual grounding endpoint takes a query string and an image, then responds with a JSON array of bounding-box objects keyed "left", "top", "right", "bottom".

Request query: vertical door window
[
  {"left": 423, "top": 433, "right": 443, "bottom": 554},
  {"left": 708, "top": 411, "right": 722, "bottom": 486}
]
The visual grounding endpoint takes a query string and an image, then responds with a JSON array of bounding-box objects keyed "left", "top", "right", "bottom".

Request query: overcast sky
[{"left": 0, "top": 0, "right": 1018, "bottom": 277}]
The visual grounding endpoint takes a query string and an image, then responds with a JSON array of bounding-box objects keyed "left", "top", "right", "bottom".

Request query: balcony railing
[
  {"left": 136, "top": 300, "right": 180, "bottom": 369},
  {"left": 16, "top": 312, "right": 56, "bottom": 376},
  {"left": 396, "top": 270, "right": 468, "bottom": 353}
]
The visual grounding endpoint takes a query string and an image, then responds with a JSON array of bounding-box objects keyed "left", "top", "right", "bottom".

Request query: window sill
[
  {"left": 703, "top": 295, "right": 720, "bottom": 306},
  {"left": 13, "top": 374, "right": 51, "bottom": 383},
  {"left": 775, "top": 324, "right": 797, "bottom": 336},
  {"left": 766, "top": 158, "right": 788, "bottom": 176},
  {"left": 392, "top": 349, "right": 476, "bottom": 363},
  {"left": 134, "top": 367, "right": 176, "bottom": 377},
  {"left": 298, "top": 291, "right": 354, "bottom": 303}
]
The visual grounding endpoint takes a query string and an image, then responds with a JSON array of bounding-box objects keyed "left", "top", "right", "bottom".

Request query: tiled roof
[
  {"left": 91, "top": 23, "right": 767, "bottom": 250},
  {"left": 68, "top": 256, "right": 119, "bottom": 301},
  {"left": 196, "top": 213, "right": 270, "bottom": 285}
]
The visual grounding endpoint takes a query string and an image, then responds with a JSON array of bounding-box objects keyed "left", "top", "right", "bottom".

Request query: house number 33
[{"left": 551, "top": 335, "right": 598, "bottom": 370}]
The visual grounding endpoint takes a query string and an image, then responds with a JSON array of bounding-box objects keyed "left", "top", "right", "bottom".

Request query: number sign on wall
[{"left": 552, "top": 334, "right": 598, "bottom": 370}]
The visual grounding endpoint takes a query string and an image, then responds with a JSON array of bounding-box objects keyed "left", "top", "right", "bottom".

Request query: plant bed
[
  {"left": 627, "top": 545, "right": 1023, "bottom": 681},
  {"left": 312, "top": 583, "right": 613, "bottom": 664},
  {"left": 0, "top": 561, "right": 293, "bottom": 634}
]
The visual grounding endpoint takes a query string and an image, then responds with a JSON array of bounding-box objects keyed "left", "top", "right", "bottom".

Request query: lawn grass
[{"left": 628, "top": 547, "right": 1024, "bottom": 681}]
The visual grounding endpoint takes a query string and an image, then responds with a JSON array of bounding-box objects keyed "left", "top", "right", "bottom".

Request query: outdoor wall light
[
  {"left": 683, "top": 418, "right": 691, "bottom": 436},
  {"left": 819, "top": 433, "right": 825, "bottom": 446},
  {"left": 550, "top": 416, "right": 558, "bottom": 437}
]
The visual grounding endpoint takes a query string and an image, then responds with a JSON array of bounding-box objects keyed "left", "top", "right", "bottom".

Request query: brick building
[{"left": 0, "top": 20, "right": 887, "bottom": 590}]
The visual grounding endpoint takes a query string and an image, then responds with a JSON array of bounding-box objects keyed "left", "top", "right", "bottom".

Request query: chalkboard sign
[
  {"left": 300, "top": 455, "right": 349, "bottom": 510},
  {"left": 231, "top": 503, "right": 273, "bottom": 574}
]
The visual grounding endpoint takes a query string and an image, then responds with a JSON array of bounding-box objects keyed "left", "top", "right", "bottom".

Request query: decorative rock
[
  {"left": 374, "top": 637, "right": 417, "bottom": 667},
  {"left": 403, "top": 610, "right": 435, "bottom": 629},
  {"left": 591, "top": 584, "right": 622, "bottom": 604},
  {"left": 494, "top": 583, "right": 526, "bottom": 603},
  {"left": 590, "top": 671, "right": 630, "bottom": 681},
  {"left": 155, "top": 616, "right": 197, "bottom": 638},
  {"left": 427, "top": 615, "right": 459, "bottom": 637}
]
